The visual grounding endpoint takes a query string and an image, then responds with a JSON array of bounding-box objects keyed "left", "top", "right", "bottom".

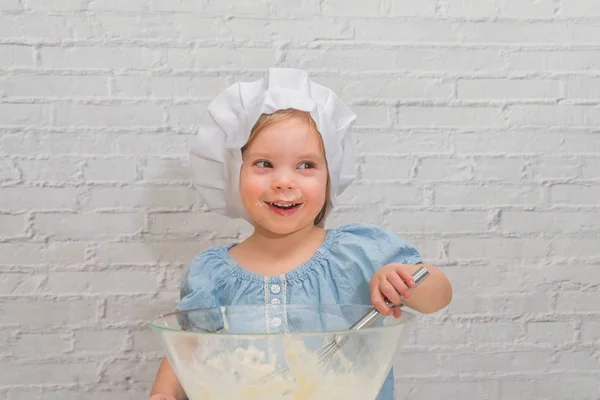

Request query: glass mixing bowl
[{"left": 150, "top": 304, "right": 415, "bottom": 400}]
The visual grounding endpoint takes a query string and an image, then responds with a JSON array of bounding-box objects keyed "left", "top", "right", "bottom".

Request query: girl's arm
[
  {"left": 370, "top": 263, "right": 452, "bottom": 315},
  {"left": 400, "top": 263, "right": 452, "bottom": 313},
  {"left": 149, "top": 357, "right": 187, "bottom": 400}
]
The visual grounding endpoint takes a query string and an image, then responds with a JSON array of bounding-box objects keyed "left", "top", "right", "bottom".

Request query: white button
[
  {"left": 271, "top": 317, "right": 282, "bottom": 327},
  {"left": 270, "top": 284, "right": 281, "bottom": 294},
  {"left": 271, "top": 298, "right": 281, "bottom": 305}
]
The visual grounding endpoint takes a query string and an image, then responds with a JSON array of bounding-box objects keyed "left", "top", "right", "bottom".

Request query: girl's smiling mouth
[{"left": 265, "top": 201, "right": 303, "bottom": 216}]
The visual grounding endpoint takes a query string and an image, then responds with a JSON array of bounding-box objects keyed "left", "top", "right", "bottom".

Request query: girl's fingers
[
  {"left": 392, "top": 307, "right": 403, "bottom": 319},
  {"left": 387, "top": 271, "right": 410, "bottom": 299},
  {"left": 371, "top": 287, "right": 393, "bottom": 316},
  {"left": 380, "top": 278, "right": 402, "bottom": 306},
  {"left": 394, "top": 265, "right": 416, "bottom": 288}
]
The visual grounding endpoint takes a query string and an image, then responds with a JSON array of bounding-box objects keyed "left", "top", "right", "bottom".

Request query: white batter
[{"left": 171, "top": 334, "right": 389, "bottom": 400}]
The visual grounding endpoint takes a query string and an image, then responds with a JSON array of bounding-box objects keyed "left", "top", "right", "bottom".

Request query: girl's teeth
[{"left": 272, "top": 203, "right": 296, "bottom": 208}]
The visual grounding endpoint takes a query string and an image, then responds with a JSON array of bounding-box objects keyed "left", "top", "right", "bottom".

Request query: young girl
[{"left": 148, "top": 68, "right": 452, "bottom": 400}]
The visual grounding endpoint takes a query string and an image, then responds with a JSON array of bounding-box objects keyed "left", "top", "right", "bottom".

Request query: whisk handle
[{"left": 349, "top": 266, "right": 430, "bottom": 331}]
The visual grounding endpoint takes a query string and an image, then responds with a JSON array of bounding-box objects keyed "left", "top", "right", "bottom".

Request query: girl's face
[{"left": 240, "top": 115, "right": 328, "bottom": 236}]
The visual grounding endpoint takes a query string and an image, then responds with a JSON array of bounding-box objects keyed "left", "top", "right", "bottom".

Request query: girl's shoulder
[
  {"left": 187, "top": 244, "right": 233, "bottom": 274},
  {"left": 326, "top": 222, "right": 421, "bottom": 266},
  {"left": 178, "top": 244, "right": 235, "bottom": 310},
  {"left": 328, "top": 222, "right": 403, "bottom": 250},
  {"left": 330, "top": 222, "right": 391, "bottom": 238},
  {"left": 179, "top": 244, "right": 238, "bottom": 292}
]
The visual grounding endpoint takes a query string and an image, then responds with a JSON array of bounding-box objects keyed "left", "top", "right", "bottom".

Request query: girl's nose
[
  {"left": 272, "top": 170, "right": 296, "bottom": 190},
  {"left": 273, "top": 180, "right": 296, "bottom": 190}
]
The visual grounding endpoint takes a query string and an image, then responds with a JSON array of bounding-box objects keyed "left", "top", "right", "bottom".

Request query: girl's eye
[
  {"left": 255, "top": 160, "right": 273, "bottom": 168},
  {"left": 298, "top": 162, "right": 315, "bottom": 169}
]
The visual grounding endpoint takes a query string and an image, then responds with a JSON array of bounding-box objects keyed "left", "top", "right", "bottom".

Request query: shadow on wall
[
  {"left": 122, "top": 150, "right": 251, "bottom": 393},
  {"left": 141, "top": 155, "right": 252, "bottom": 306},
  {"left": 111, "top": 157, "right": 198, "bottom": 393}
]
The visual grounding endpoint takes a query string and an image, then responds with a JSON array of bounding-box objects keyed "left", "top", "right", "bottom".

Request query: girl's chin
[
  {"left": 251, "top": 217, "right": 317, "bottom": 236},
  {"left": 259, "top": 221, "right": 308, "bottom": 234}
]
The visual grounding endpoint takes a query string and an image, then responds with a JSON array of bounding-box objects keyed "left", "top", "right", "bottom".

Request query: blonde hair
[{"left": 241, "top": 109, "right": 331, "bottom": 226}]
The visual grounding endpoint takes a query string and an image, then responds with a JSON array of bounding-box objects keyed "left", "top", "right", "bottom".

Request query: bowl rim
[{"left": 149, "top": 303, "right": 415, "bottom": 338}]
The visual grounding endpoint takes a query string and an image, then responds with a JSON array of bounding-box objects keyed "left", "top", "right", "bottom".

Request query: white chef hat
[{"left": 190, "top": 68, "right": 357, "bottom": 222}]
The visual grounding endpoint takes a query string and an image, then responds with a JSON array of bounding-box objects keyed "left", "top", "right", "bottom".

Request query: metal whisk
[{"left": 258, "top": 266, "right": 430, "bottom": 383}]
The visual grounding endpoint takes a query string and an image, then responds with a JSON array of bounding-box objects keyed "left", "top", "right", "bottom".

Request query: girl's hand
[
  {"left": 370, "top": 263, "right": 416, "bottom": 318},
  {"left": 148, "top": 394, "right": 177, "bottom": 400}
]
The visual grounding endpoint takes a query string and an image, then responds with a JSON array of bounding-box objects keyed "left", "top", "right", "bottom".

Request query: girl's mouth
[{"left": 265, "top": 201, "right": 302, "bottom": 216}]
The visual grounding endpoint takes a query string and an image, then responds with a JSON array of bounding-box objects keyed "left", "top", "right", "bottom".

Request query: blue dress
[{"left": 177, "top": 223, "right": 422, "bottom": 400}]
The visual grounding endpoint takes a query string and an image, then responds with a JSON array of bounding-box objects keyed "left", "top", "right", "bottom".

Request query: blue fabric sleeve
[
  {"left": 329, "top": 223, "right": 423, "bottom": 283},
  {"left": 175, "top": 250, "right": 224, "bottom": 332},
  {"left": 177, "top": 250, "right": 221, "bottom": 311}
]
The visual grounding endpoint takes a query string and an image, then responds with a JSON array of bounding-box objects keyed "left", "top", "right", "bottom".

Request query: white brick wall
[{"left": 1, "top": 1, "right": 599, "bottom": 399}]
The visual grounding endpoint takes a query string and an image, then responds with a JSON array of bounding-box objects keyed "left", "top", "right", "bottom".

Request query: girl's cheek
[
  {"left": 303, "top": 180, "right": 327, "bottom": 202},
  {"left": 241, "top": 174, "right": 272, "bottom": 202}
]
